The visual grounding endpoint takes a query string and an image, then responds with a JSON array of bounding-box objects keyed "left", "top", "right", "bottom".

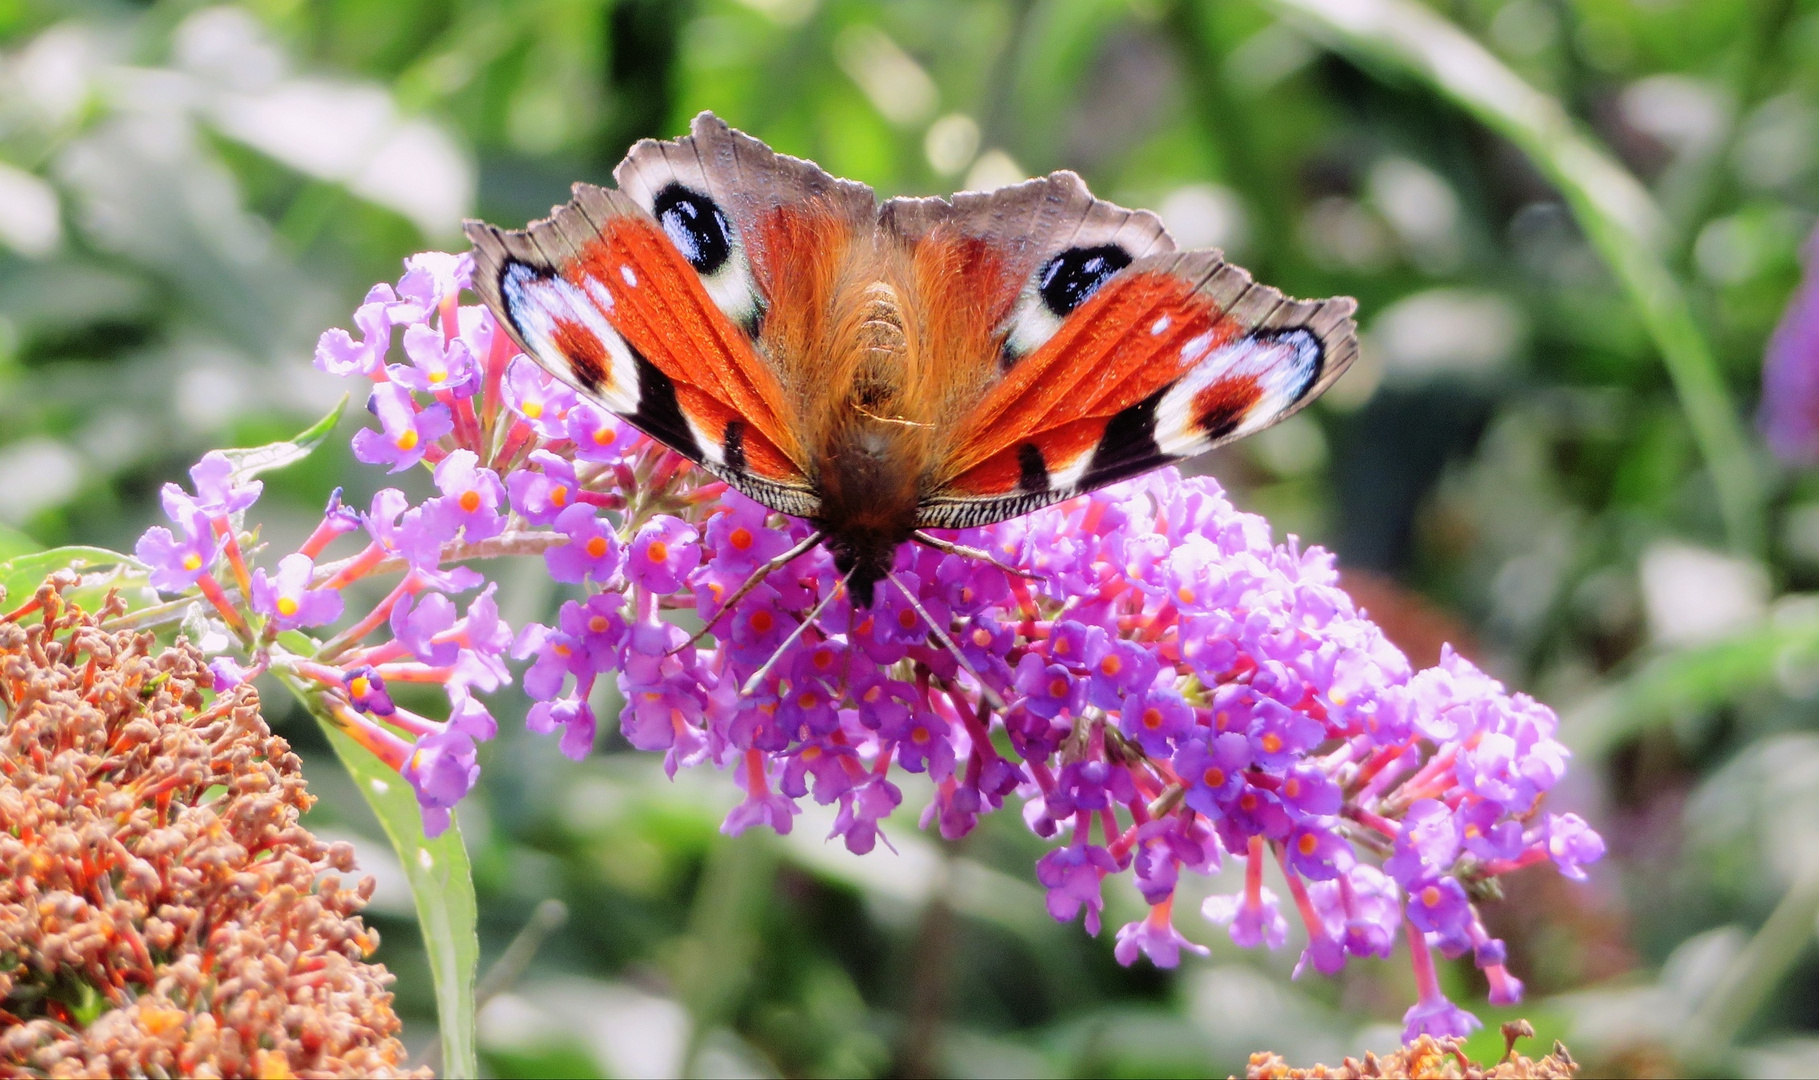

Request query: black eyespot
[
  {"left": 653, "top": 182, "right": 732, "bottom": 275},
  {"left": 1038, "top": 244, "right": 1132, "bottom": 316}
]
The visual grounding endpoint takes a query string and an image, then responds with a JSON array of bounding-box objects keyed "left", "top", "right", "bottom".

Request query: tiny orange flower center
[
  {"left": 1142, "top": 708, "right": 1164, "bottom": 729},
  {"left": 802, "top": 745, "right": 822, "bottom": 761},
  {"left": 1048, "top": 677, "right": 1069, "bottom": 698},
  {"left": 554, "top": 644, "right": 572, "bottom": 657},
  {"left": 1261, "top": 733, "right": 1283, "bottom": 754},
  {"left": 1177, "top": 587, "right": 1195, "bottom": 603},
  {"left": 729, "top": 527, "right": 753, "bottom": 550},
  {"left": 550, "top": 485, "right": 569, "bottom": 507},
  {"left": 750, "top": 611, "right": 774, "bottom": 633},
  {"left": 593, "top": 426, "right": 614, "bottom": 445},
  {"left": 428, "top": 369, "right": 447, "bottom": 383},
  {"left": 972, "top": 628, "right": 991, "bottom": 646},
  {"left": 585, "top": 536, "right": 608, "bottom": 558},
  {"left": 647, "top": 540, "right": 670, "bottom": 563},
  {"left": 1239, "top": 791, "right": 1258, "bottom": 811},
  {"left": 1203, "top": 767, "right": 1225, "bottom": 788},
  {"left": 521, "top": 401, "right": 543, "bottom": 419},
  {"left": 1284, "top": 777, "right": 1301, "bottom": 798},
  {"left": 797, "top": 691, "right": 818, "bottom": 708},
  {"left": 911, "top": 726, "right": 931, "bottom": 744},
  {"left": 897, "top": 609, "right": 917, "bottom": 630},
  {"left": 1100, "top": 655, "right": 1122, "bottom": 676},
  {"left": 588, "top": 615, "right": 610, "bottom": 633},
  {"left": 349, "top": 676, "right": 371, "bottom": 697},
  {"left": 1298, "top": 833, "right": 1319, "bottom": 855},
  {"left": 182, "top": 552, "right": 203, "bottom": 572},
  {"left": 1421, "top": 885, "right": 1441, "bottom": 907},
  {"left": 1054, "top": 638, "right": 1071, "bottom": 655},
  {"left": 276, "top": 596, "right": 299, "bottom": 617},
  {"left": 395, "top": 428, "right": 419, "bottom": 452},
  {"left": 459, "top": 490, "right": 482, "bottom": 512}
]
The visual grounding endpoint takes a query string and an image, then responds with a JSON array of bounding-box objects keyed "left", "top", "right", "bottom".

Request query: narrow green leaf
[
  {"left": 1561, "top": 614, "right": 1819, "bottom": 759},
  {"left": 293, "top": 687, "right": 478, "bottom": 1078},
  {"left": 221, "top": 393, "right": 349, "bottom": 483},
  {"left": 0, "top": 546, "right": 148, "bottom": 612},
  {"left": 0, "top": 523, "right": 41, "bottom": 561},
  {"left": 1263, "top": 0, "right": 1765, "bottom": 556}
]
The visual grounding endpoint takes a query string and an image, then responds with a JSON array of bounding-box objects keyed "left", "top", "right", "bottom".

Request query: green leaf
[
  {"left": 0, "top": 523, "right": 41, "bottom": 561},
  {"left": 0, "top": 545, "right": 148, "bottom": 613},
  {"left": 220, "top": 393, "right": 349, "bottom": 483},
  {"left": 294, "top": 684, "right": 478, "bottom": 1078},
  {"left": 1562, "top": 612, "right": 1819, "bottom": 759},
  {"left": 1263, "top": 0, "right": 1765, "bottom": 556}
]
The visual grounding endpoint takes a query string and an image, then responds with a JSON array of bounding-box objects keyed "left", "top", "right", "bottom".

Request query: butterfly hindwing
[{"left": 915, "top": 250, "right": 1357, "bottom": 530}]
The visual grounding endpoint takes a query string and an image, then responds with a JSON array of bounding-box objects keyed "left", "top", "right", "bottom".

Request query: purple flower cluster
[
  {"left": 138, "top": 250, "right": 1606, "bottom": 1042},
  {"left": 1761, "top": 225, "right": 1819, "bottom": 465}
]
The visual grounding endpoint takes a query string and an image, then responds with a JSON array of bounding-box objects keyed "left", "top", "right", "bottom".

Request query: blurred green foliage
[{"left": 6, "top": 0, "right": 1819, "bottom": 1075}]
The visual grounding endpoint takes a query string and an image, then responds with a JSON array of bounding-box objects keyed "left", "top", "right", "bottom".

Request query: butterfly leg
[
  {"left": 887, "top": 571, "right": 1008, "bottom": 714},
  {"left": 674, "top": 530, "right": 826, "bottom": 654},
  {"left": 741, "top": 572, "right": 850, "bottom": 696},
  {"left": 910, "top": 530, "right": 1042, "bottom": 581}
]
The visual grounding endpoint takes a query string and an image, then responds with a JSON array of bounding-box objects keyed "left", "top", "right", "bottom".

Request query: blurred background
[{"left": 3, "top": 0, "right": 1819, "bottom": 1075}]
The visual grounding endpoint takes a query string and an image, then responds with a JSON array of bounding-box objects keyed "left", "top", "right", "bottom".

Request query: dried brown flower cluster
[
  {"left": 0, "top": 576, "right": 424, "bottom": 1078},
  {"left": 1242, "top": 1025, "right": 1578, "bottom": 1079}
]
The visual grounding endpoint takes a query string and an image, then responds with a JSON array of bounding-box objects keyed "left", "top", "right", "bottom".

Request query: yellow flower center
[
  {"left": 395, "top": 428, "right": 419, "bottom": 452},
  {"left": 522, "top": 401, "right": 543, "bottom": 419},
  {"left": 593, "top": 426, "right": 614, "bottom": 445},
  {"left": 276, "top": 596, "right": 299, "bottom": 617},
  {"left": 429, "top": 369, "right": 447, "bottom": 384},
  {"left": 182, "top": 552, "right": 203, "bottom": 572},
  {"left": 350, "top": 676, "right": 371, "bottom": 697}
]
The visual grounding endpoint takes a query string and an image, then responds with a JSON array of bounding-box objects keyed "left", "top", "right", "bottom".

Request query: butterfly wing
[
  {"left": 465, "top": 112, "right": 875, "bottom": 519},
  {"left": 884, "top": 174, "right": 1357, "bottom": 530}
]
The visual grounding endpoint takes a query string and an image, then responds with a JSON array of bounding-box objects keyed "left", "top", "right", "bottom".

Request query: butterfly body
[{"left": 466, "top": 113, "right": 1359, "bottom": 606}]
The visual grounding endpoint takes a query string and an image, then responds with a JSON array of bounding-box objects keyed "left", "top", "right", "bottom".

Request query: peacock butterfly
[{"left": 464, "top": 112, "right": 1358, "bottom": 610}]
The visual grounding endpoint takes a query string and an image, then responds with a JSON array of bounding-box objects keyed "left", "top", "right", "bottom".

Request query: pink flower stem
[
  {"left": 1405, "top": 918, "right": 1441, "bottom": 1003},
  {"left": 195, "top": 572, "right": 249, "bottom": 635},
  {"left": 318, "top": 575, "right": 418, "bottom": 661}
]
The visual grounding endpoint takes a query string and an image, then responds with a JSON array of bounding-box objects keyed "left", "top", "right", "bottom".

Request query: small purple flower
[
  {"left": 1013, "top": 653, "right": 1080, "bottom": 720},
  {"left": 628, "top": 516, "right": 700, "bottom": 593},
  {"left": 1203, "top": 886, "right": 1288, "bottom": 949},
  {"left": 251, "top": 553, "right": 344, "bottom": 630},
  {"left": 396, "top": 251, "right": 470, "bottom": 316},
  {"left": 505, "top": 450, "right": 580, "bottom": 526},
  {"left": 1118, "top": 686, "right": 1192, "bottom": 758},
  {"left": 1385, "top": 798, "right": 1461, "bottom": 885},
  {"left": 1286, "top": 825, "right": 1355, "bottom": 881},
  {"left": 1405, "top": 875, "right": 1471, "bottom": 944},
  {"left": 314, "top": 285, "right": 393, "bottom": 378},
  {"left": 1546, "top": 812, "right": 1606, "bottom": 881},
  {"left": 1083, "top": 633, "right": 1158, "bottom": 708},
  {"left": 1177, "top": 732, "right": 1250, "bottom": 815},
  {"left": 1402, "top": 990, "right": 1483, "bottom": 1043},
  {"left": 389, "top": 323, "right": 477, "bottom": 396},
  {"left": 1036, "top": 843, "right": 1118, "bottom": 935},
  {"left": 209, "top": 656, "right": 249, "bottom": 692},
  {"left": 136, "top": 499, "right": 221, "bottom": 594},
  {"left": 567, "top": 400, "right": 634, "bottom": 462},
  {"left": 345, "top": 665, "right": 396, "bottom": 716},
  {"left": 392, "top": 591, "right": 459, "bottom": 665},
  {"left": 185, "top": 451, "right": 261, "bottom": 517},
  {"left": 1760, "top": 226, "right": 1819, "bottom": 465},
  {"left": 546, "top": 504, "right": 621, "bottom": 584},
  {"left": 528, "top": 694, "right": 598, "bottom": 761},
  {"left": 505, "top": 356, "right": 576, "bottom": 440},
  {"left": 405, "top": 726, "right": 480, "bottom": 838},
  {"left": 1114, "top": 904, "right": 1210, "bottom": 968},
  {"left": 352, "top": 382, "right": 452, "bottom": 473},
  {"left": 422, "top": 449, "right": 505, "bottom": 542}
]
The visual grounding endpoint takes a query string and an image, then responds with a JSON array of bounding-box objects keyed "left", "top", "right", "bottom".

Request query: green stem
[
  {"left": 1260, "top": 0, "right": 1765, "bottom": 556},
  {"left": 1682, "top": 861, "right": 1819, "bottom": 1058}
]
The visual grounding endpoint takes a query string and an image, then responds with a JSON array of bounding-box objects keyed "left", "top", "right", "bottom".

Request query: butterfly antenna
[
  {"left": 911, "top": 530, "right": 1042, "bottom": 582},
  {"left": 740, "top": 570, "right": 852, "bottom": 697},
  {"left": 886, "top": 570, "right": 1008, "bottom": 714},
  {"left": 673, "top": 530, "right": 826, "bottom": 655}
]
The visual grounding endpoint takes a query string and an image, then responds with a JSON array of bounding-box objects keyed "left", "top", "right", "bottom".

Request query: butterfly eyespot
[
  {"left": 1038, "top": 244, "right": 1132, "bottom": 317},
  {"left": 653, "top": 182, "right": 732, "bottom": 275}
]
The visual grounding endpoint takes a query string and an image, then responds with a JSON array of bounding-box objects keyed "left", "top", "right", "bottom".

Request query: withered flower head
[
  {"left": 1242, "top": 1027, "right": 1578, "bottom": 1079},
  {"left": 1, "top": 576, "right": 425, "bottom": 1078}
]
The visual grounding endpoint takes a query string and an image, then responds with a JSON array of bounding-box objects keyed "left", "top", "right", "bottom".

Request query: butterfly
[{"left": 465, "top": 112, "right": 1357, "bottom": 612}]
